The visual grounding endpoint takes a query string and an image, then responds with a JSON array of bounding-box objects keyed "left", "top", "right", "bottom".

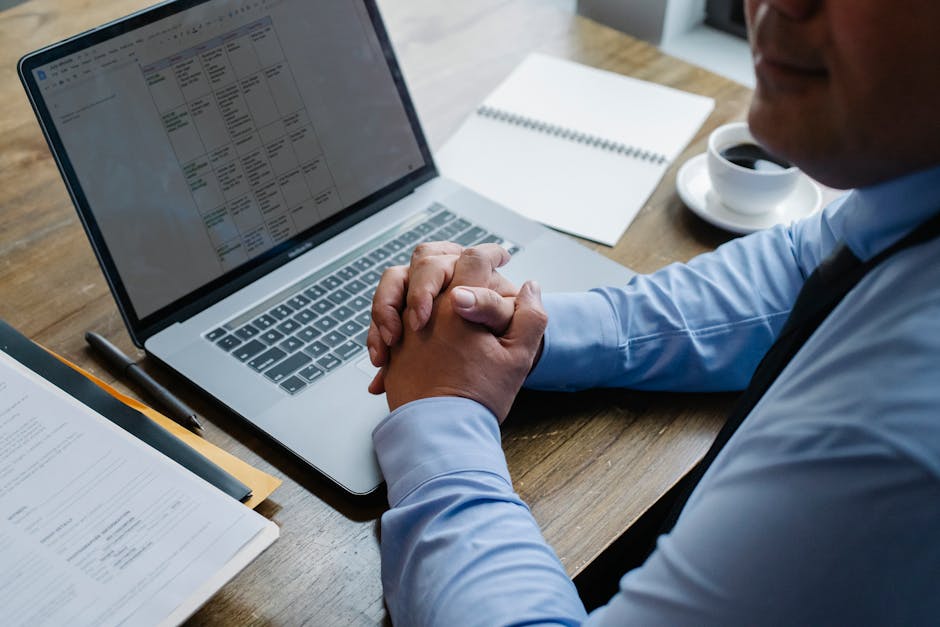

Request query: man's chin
[{"left": 746, "top": 98, "right": 804, "bottom": 168}]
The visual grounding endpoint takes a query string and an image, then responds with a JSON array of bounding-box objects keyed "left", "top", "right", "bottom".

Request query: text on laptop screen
[{"left": 32, "top": 0, "right": 425, "bottom": 319}]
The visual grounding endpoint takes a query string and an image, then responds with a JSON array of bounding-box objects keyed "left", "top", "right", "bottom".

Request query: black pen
[{"left": 85, "top": 331, "right": 203, "bottom": 433}]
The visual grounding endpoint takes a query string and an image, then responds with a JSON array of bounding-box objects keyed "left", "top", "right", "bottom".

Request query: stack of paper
[{"left": 0, "top": 349, "right": 277, "bottom": 626}]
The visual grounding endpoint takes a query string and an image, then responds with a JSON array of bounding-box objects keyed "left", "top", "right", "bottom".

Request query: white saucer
[{"left": 677, "top": 153, "right": 823, "bottom": 234}]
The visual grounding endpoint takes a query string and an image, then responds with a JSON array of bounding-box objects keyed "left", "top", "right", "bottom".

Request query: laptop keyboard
[{"left": 204, "top": 203, "right": 518, "bottom": 395}]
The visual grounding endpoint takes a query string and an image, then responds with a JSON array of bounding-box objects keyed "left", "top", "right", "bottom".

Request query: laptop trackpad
[
  {"left": 502, "top": 232, "right": 634, "bottom": 293},
  {"left": 356, "top": 357, "right": 380, "bottom": 378}
]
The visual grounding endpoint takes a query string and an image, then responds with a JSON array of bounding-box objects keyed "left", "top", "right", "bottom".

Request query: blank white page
[{"left": 437, "top": 54, "right": 714, "bottom": 245}]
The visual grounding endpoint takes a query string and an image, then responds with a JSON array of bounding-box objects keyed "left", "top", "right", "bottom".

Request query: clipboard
[{"left": 0, "top": 320, "right": 279, "bottom": 505}]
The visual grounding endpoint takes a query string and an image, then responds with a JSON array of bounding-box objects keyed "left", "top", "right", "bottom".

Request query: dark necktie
[{"left": 662, "top": 209, "right": 940, "bottom": 532}]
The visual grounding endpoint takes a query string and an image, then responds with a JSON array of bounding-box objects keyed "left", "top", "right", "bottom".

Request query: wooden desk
[{"left": 0, "top": 0, "right": 750, "bottom": 623}]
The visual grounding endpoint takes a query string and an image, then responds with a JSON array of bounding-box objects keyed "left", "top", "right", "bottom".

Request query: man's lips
[
  {"left": 753, "top": 48, "right": 828, "bottom": 90},
  {"left": 755, "top": 51, "right": 828, "bottom": 77}
]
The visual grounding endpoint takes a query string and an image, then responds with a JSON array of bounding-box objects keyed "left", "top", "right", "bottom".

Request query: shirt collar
[{"left": 838, "top": 164, "right": 940, "bottom": 261}]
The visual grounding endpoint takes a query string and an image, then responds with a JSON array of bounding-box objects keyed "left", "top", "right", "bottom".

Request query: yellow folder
[{"left": 52, "top": 351, "right": 281, "bottom": 509}]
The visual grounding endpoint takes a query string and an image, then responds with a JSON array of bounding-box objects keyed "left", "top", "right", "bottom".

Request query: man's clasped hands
[{"left": 366, "top": 242, "right": 545, "bottom": 421}]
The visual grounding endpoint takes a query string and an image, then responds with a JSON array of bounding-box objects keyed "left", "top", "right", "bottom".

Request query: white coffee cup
[{"left": 707, "top": 122, "right": 799, "bottom": 215}]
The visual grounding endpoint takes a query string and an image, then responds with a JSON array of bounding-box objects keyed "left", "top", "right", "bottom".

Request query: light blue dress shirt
[{"left": 373, "top": 165, "right": 940, "bottom": 626}]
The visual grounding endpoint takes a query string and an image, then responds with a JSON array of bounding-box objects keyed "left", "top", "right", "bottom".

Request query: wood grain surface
[{"left": 0, "top": 0, "right": 751, "bottom": 623}]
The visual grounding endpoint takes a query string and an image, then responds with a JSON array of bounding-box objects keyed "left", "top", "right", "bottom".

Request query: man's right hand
[{"left": 367, "top": 242, "right": 523, "bottom": 394}]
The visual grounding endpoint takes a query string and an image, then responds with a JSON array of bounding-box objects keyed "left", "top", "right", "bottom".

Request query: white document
[
  {"left": 437, "top": 54, "right": 714, "bottom": 245},
  {"left": 0, "top": 351, "right": 277, "bottom": 627}
]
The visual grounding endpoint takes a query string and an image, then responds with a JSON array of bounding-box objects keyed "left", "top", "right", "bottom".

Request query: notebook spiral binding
[{"left": 476, "top": 105, "right": 668, "bottom": 165}]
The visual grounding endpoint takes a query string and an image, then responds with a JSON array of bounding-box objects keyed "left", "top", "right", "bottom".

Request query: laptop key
[
  {"left": 277, "top": 318, "right": 302, "bottom": 334},
  {"left": 264, "top": 352, "right": 311, "bottom": 382},
  {"left": 352, "top": 257, "right": 375, "bottom": 272},
  {"left": 480, "top": 234, "right": 504, "bottom": 245},
  {"left": 391, "top": 252, "right": 410, "bottom": 265},
  {"left": 233, "top": 339, "right": 266, "bottom": 361},
  {"left": 298, "top": 364, "right": 324, "bottom": 383},
  {"left": 334, "top": 341, "right": 363, "bottom": 361},
  {"left": 336, "top": 266, "right": 358, "bottom": 281},
  {"left": 287, "top": 294, "right": 311, "bottom": 309},
  {"left": 369, "top": 248, "right": 391, "bottom": 262},
  {"left": 216, "top": 334, "right": 242, "bottom": 351},
  {"left": 338, "top": 320, "right": 363, "bottom": 337},
  {"left": 317, "top": 354, "right": 342, "bottom": 371},
  {"left": 304, "top": 284, "right": 327, "bottom": 300},
  {"left": 206, "top": 327, "right": 227, "bottom": 341},
  {"left": 414, "top": 221, "right": 435, "bottom": 235},
  {"left": 260, "top": 329, "right": 285, "bottom": 344},
  {"left": 345, "top": 278, "right": 367, "bottom": 294},
  {"left": 311, "top": 300, "right": 335, "bottom": 314},
  {"left": 295, "top": 326, "right": 321, "bottom": 343},
  {"left": 361, "top": 270, "right": 381, "bottom": 285},
  {"left": 355, "top": 311, "right": 371, "bottom": 327},
  {"left": 293, "top": 308, "right": 317, "bottom": 324},
  {"left": 437, "top": 223, "right": 462, "bottom": 240},
  {"left": 253, "top": 313, "right": 277, "bottom": 329},
  {"left": 429, "top": 210, "right": 455, "bottom": 226},
  {"left": 426, "top": 226, "right": 448, "bottom": 241},
  {"left": 451, "top": 218, "right": 471, "bottom": 232},
  {"left": 249, "top": 347, "right": 287, "bottom": 371},
  {"left": 235, "top": 324, "right": 260, "bottom": 340},
  {"left": 320, "top": 275, "right": 343, "bottom": 290},
  {"left": 333, "top": 305, "right": 355, "bottom": 321},
  {"left": 270, "top": 304, "right": 294, "bottom": 319},
  {"left": 353, "top": 329, "right": 370, "bottom": 346},
  {"left": 280, "top": 376, "right": 307, "bottom": 395},
  {"left": 455, "top": 226, "right": 487, "bottom": 246},
  {"left": 348, "top": 295, "right": 371, "bottom": 311},
  {"left": 304, "top": 340, "right": 330, "bottom": 359},
  {"left": 383, "top": 238, "right": 405, "bottom": 253},
  {"left": 327, "top": 287, "right": 352, "bottom": 305},
  {"left": 279, "top": 336, "right": 305, "bottom": 353},
  {"left": 322, "top": 330, "right": 347, "bottom": 347},
  {"left": 399, "top": 229, "right": 421, "bottom": 244},
  {"left": 313, "top": 316, "right": 338, "bottom": 333}
]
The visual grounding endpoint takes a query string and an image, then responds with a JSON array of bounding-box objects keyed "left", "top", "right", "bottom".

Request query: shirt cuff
[
  {"left": 525, "top": 291, "right": 621, "bottom": 391},
  {"left": 372, "top": 397, "right": 512, "bottom": 507}
]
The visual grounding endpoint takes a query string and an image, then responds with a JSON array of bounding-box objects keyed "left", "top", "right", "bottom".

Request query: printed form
[{"left": 0, "top": 351, "right": 276, "bottom": 626}]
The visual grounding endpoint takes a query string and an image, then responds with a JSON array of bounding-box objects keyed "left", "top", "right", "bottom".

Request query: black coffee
[{"left": 719, "top": 143, "right": 792, "bottom": 172}]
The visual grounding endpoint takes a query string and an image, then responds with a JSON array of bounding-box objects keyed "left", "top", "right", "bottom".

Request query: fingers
[
  {"left": 450, "top": 286, "right": 515, "bottom": 335},
  {"left": 502, "top": 281, "right": 548, "bottom": 363},
  {"left": 370, "top": 242, "right": 463, "bottom": 356},
  {"left": 451, "top": 244, "right": 512, "bottom": 288},
  {"left": 410, "top": 240, "right": 463, "bottom": 261},
  {"left": 404, "top": 253, "right": 460, "bottom": 331},
  {"left": 369, "top": 265, "right": 408, "bottom": 364},
  {"left": 367, "top": 320, "right": 389, "bottom": 367},
  {"left": 368, "top": 241, "right": 516, "bottom": 367},
  {"left": 368, "top": 366, "right": 386, "bottom": 395}
]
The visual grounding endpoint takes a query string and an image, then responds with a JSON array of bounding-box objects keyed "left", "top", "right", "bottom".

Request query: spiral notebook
[{"left": 436, "top": 54, "right": 714, "bottom": 245}]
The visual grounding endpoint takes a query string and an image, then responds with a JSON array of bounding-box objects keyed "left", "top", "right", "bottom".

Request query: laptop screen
[{"left": 24, "top": 0, "right": 428, "bottom": 323}]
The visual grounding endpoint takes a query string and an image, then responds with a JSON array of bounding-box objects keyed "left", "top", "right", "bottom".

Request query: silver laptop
[{"left": 19, "top": 0, "right": 633, "bottom": 494}]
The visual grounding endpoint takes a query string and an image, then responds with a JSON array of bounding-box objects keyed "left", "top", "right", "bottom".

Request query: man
[{"left": 366, "top": 0, "right": 940, "bottom": 623}]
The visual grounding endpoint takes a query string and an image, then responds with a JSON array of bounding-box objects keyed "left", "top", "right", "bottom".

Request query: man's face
[{"left": 745, "top": 0, "right": 940, "bottom": 188}]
